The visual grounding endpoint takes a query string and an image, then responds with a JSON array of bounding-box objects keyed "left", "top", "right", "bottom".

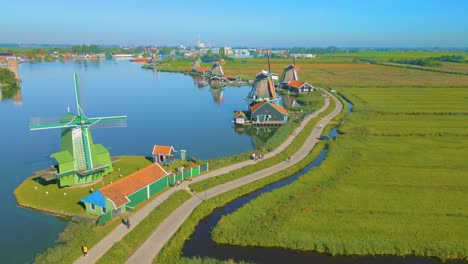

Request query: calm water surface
[{"left": 0, "top": 60, "right": 259, "bottom": 263}]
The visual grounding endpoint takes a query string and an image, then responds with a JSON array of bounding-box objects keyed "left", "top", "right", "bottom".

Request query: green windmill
[{"left": 30, "top": 74, "right": 127, "bottom": 187}]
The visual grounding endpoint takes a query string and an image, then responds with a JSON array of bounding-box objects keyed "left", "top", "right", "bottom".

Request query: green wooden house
[{"left": 249, "top": 100, "right": 289, "bottom": 122}]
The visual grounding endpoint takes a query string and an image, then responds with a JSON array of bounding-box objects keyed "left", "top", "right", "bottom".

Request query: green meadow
[{"left": 211, "top": 86, "right": 468, "bottom": 260}]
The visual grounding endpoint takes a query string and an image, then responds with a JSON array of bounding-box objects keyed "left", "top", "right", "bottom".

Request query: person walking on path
[
  {"left": 82, "top": 245, "right": 88, "bottom": 258},
  {"left": 176, "top": 180, "right": 180, "bottom": 188},
  {"left": 127, "top": 218, "right": 131, "bottom": 229}
]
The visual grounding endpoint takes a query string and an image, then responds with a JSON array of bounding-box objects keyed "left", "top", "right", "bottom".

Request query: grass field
[
  {"left": 211, "top": 86, "right": 468, "bottom": 260},
  {"left": 14, "top": 156, "right": 152, "bottom": 216},
  {"left": 158, "top": 57, "right": 468, "bottom": 88}
]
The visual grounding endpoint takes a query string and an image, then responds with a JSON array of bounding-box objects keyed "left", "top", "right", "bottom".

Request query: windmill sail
[{"left": 29, "top": 74, "right": 127, "bottom": 187}]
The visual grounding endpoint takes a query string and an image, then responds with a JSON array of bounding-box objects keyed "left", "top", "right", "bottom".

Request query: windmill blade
[
  {"left": 74, "top": 74, "right": 86, "bottom": 118},
  {"left": 29, "top": 116, "right": 79, "bottom": 130},
  {"left": 266, "top": 50, "right": 271, "bottom": 74},
  {"left": 87, "top": 115, "right": 128, "bottom": 129}
]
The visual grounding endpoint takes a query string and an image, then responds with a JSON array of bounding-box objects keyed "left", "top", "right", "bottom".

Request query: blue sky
[{"left": 2, "top": 0, "right": 468, "bottom": 47}]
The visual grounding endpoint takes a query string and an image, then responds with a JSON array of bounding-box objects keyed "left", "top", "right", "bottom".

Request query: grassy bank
[
  {"left": 35, "top": 218, "right": 121, "bottom": 263},
  {"left": 14, "top": 156, "right": 152, "bottom": 216},
  {"left": 211, "top": 86, "right": 468, "bottom": 260},
  {"left": 189, "top": 107, "right": 324, "bottom": 193},
  {"left": 201, "top": 89, "right": 324, "bottom": 171},
  {"left": 97, "top": 191, "right": 192, "bottom": 264},
  {"left": 156, "top": 142, "right": 327, "bottom": 263}
]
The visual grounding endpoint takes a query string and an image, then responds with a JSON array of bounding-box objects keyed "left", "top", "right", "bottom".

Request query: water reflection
[
  {"left": 234, "top": 126, "right": 277, "bottom": 149},
  {"left": 0, "top": 83, "right": 22, "bottom": 105}
]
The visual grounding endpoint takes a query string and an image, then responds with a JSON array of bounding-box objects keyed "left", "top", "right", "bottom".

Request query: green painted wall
[
  {"left": 84, "top": 203, "right": 105, "bottom": 216},
  {"left": 58, "top": 173, "right": 76, "bottom": 187},
  {"left": 126, "top": 187, "right": 148, "bottom": 208},
  {"left": 167, "top": 174, "right": 176, "bottom": 186},
  {"left": 54, "top": 126, "right": 113, "bottom": 187},
  {"left": 105, "top": 197, "right": 116, "bottom": 212},
  {"left": 149, "top": 178, "right": 167, "bottom": 196},
  {"left": 192, "top": 167, "right": 200, "bottom": 176}
]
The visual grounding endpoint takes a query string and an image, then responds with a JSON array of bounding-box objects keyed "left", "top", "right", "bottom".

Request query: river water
[{"left": 0, "top": 60, "right": 262, "bottom": 263}]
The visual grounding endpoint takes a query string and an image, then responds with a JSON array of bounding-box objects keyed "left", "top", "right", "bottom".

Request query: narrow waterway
[{"left": 181, "top": 101, "right": 447, "bottom": 264}]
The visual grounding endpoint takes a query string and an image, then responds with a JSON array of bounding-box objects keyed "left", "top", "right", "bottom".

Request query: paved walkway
[
  {"left": 126, "top": 91, "right": 343, "bottom": 264},
  {"left": 75, "top": 90, "right": 341, "bottom": 264}
]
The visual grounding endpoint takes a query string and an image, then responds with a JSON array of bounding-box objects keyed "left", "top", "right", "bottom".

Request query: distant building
[
  {"left": 0, "top": 53, "right": 19, "bottom": 80},
  {"left": 291, "top": 53, "right": 316, "bottom": 59},
  {"left": 196, "top": 67, "right": 212, "bottom": 76},
  {"left": 224, "top": 47, "right": 233, "bottom": 57},
  {"left": 285, "top": 80, "right": 314, "bottom": 93},
  {"left": 197, "top": 34, "right": 205, "bottom": 49}
]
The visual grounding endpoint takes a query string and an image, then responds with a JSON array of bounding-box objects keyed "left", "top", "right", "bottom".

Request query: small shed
[
  {"left": 286, "top": 80, "right": 314, "bottom": 93},
  {"left": 224, "top": 74, "right": 241, "bottom": 81},
  {"left": 153, "top": 145, "right": 176, "bottom": 164},
  {"left": 196, "top": 67, "right": 212, "bottom": 76},
  {"left": 249, "top": 101, "right": 289, "bottom": 122},
  {"left": 233, "top": 111, "right": 247, "bottom": 124},
  {"left": 209, "top": 75, "right": 227, "bottom": 87}
]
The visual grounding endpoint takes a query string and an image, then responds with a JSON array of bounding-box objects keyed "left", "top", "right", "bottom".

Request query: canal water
[
  {"left": 0, "top": 60, "right": 261, "bottom": 263},
  {"left": 181, "top": 110, "right": 445, "bottom": 263}
]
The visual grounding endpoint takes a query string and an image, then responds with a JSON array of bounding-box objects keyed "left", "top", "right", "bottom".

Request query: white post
[{"left": 207, "top": 163, "right": 209, "bottom": 171}]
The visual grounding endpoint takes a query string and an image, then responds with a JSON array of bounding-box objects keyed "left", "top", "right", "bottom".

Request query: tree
[{"left": 218, "top": 47, "right": 225, "bottom": 59}]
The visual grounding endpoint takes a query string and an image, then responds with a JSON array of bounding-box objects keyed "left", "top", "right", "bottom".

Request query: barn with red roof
[{"left": 81, "top": 163, "right": 169, "bottom": 216}]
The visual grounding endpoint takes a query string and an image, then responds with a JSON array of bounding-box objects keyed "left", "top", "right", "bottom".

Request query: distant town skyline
[{"left": 2, "top": 0, "right": 468, "bottom": 48}]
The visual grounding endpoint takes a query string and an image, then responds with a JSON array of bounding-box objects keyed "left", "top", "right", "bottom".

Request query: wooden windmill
[
  {"left": 211, "top": 60, "right": 224, "bottom": 77},
  {"left": 245, "top": 50, "right": 280, "bottom": 104},
  {"left": 279, "top": 55, "right": 299, "bottom": 88},
  {"left": 30, "top": 74, "right": 127, "bottom": 187}
]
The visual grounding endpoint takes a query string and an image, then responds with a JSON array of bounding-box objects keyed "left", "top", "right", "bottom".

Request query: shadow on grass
[{"left": 31, "top": 176, "right": 58, "bottom": 187}]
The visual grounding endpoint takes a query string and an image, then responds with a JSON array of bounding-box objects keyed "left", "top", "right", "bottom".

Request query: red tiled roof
[
  {"left": 249, "top": 101, "right": 268, "bottom": 113},
  {"left": 270, "top": 103, "right": 290, "bottom": 116},
  {"left": 152, "top": 145, "right": 174, "bottom": 155},
  {"left": 250, "top": 101, "right": 289, "bottom": 116},
  {"left": 224, "top": 74, "right": 237, "bottom": 79},
  {"left": 100, "top": 163, "right": 168, "bottom": 208},
  {"left": 233, "top": 111, "right": 246, "bottom": 118},
  {"left": 288, "top": 80, "right": 306, "bottom": 89},
  {"left": 197, "top": 67, "right": 209, "bottom": 73}
]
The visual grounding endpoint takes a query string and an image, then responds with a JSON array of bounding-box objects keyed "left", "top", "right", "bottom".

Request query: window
[
  {"left": 102, "top": 207, "right": 107, "bottom": 214},
  {"left": 91, "top": 204, "right": 95, "bottom": 211}
]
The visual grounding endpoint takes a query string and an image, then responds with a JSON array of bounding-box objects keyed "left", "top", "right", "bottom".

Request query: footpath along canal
[{"left": 124, "top": 90, "right": 342, "bottom": 264}]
